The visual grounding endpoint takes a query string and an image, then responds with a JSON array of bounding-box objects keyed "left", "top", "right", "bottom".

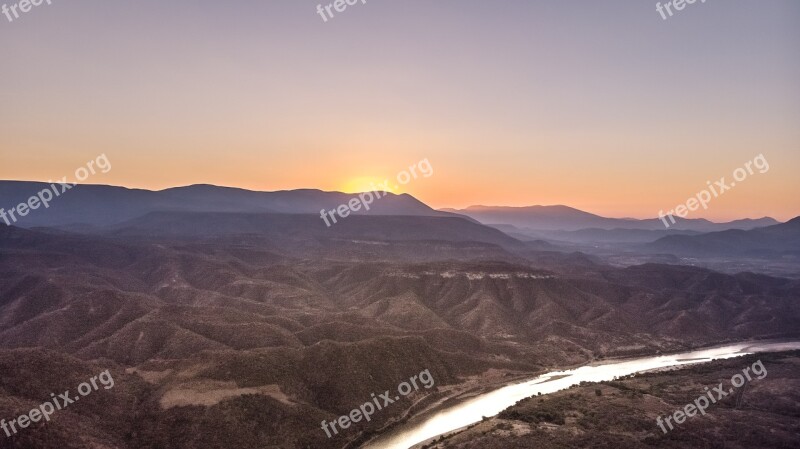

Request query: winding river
[{"left": 364, "top": 340, "right": 800, "bottom": 449}]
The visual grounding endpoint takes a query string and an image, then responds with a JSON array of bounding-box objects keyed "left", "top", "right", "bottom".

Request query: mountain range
[
  {"left": 444, "top": 205, "right": 779, "bottom": 232},
  {"left": 646, "top": 216, "right": 800, "bottom": 257},
  {"left": 0, "top": 182, "right": 455, "bottom": 228},
  {"left": 1, "top": 181, "right": 784, "bottom": 236}
]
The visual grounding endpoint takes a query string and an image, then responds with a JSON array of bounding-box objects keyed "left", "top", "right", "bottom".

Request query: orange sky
[{"left": 1, "top": 1, "right": 798, "bottom": 222}]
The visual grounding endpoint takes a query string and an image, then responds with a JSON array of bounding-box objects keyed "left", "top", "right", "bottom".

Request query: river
[{"left": 363, "top": 340, "right": 800, "bottom": 449}]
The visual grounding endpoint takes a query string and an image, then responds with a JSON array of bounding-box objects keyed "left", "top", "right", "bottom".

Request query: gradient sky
[{"left": 1, "top": 0, "right": 798, "bottom": 221}]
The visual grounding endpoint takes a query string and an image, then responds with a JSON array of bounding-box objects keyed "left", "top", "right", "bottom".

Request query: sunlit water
[{"left": 364, "top": 341, "right": 800, "bottom": 449}]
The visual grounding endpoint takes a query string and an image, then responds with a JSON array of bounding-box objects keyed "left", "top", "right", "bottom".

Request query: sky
[{"left": 1, "top": 0, "right": 798, "bottom": 221}]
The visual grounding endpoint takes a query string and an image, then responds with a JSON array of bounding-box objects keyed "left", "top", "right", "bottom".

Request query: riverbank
[
  {"left": 362, "top": 339, "right": 800, "bottom": 449},
  {"left": 418, "top": 349, "right": 800, "bottom": 449}
]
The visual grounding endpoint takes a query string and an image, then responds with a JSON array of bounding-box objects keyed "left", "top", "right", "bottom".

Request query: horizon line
[{"left": 0, "top": 179, "right": 791, "bottom": 224}]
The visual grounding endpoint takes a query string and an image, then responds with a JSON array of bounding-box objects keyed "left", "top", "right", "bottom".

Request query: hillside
[{"left": 2, "top": 222, "right": 799, "bottom": 449}]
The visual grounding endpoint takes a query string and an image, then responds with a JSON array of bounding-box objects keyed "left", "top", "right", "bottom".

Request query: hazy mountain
[
  {"left": 647, "top": 216, "right": 800, "bottom": 257},
  {"left": 543, "top": 228, "right": 702, "bottom": 244},
  {"left": 0, "top": 181, "right": 456, "bottom": 228},
  {"left": 489, "top": 223, "right": 703, "bottom": 244},
  {"left": 445, "top": 205, "right": 779, "bottom": 232}
]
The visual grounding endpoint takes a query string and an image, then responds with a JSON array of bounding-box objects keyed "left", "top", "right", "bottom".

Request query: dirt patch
[{"left": 160, "top": 380, "right": 294, "bottom": 409}]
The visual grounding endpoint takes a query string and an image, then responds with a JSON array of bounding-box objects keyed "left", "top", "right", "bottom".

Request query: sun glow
[{"left": 338, "top": 176, "right": 397, "bottom": 194}]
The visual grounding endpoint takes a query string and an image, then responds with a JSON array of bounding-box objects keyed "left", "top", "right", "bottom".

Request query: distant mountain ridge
[
  {"left": 646, "top": 216, "right": 800, "bottom": 257},
  {"left": 0, "top": 181, "right": 457, "bottom": 228},
  {"left": 1, "top": 181, "right": 785, "bottom": 237},
  {"left": 444, "top": 204, "right": 780, "bottom": 232}
]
